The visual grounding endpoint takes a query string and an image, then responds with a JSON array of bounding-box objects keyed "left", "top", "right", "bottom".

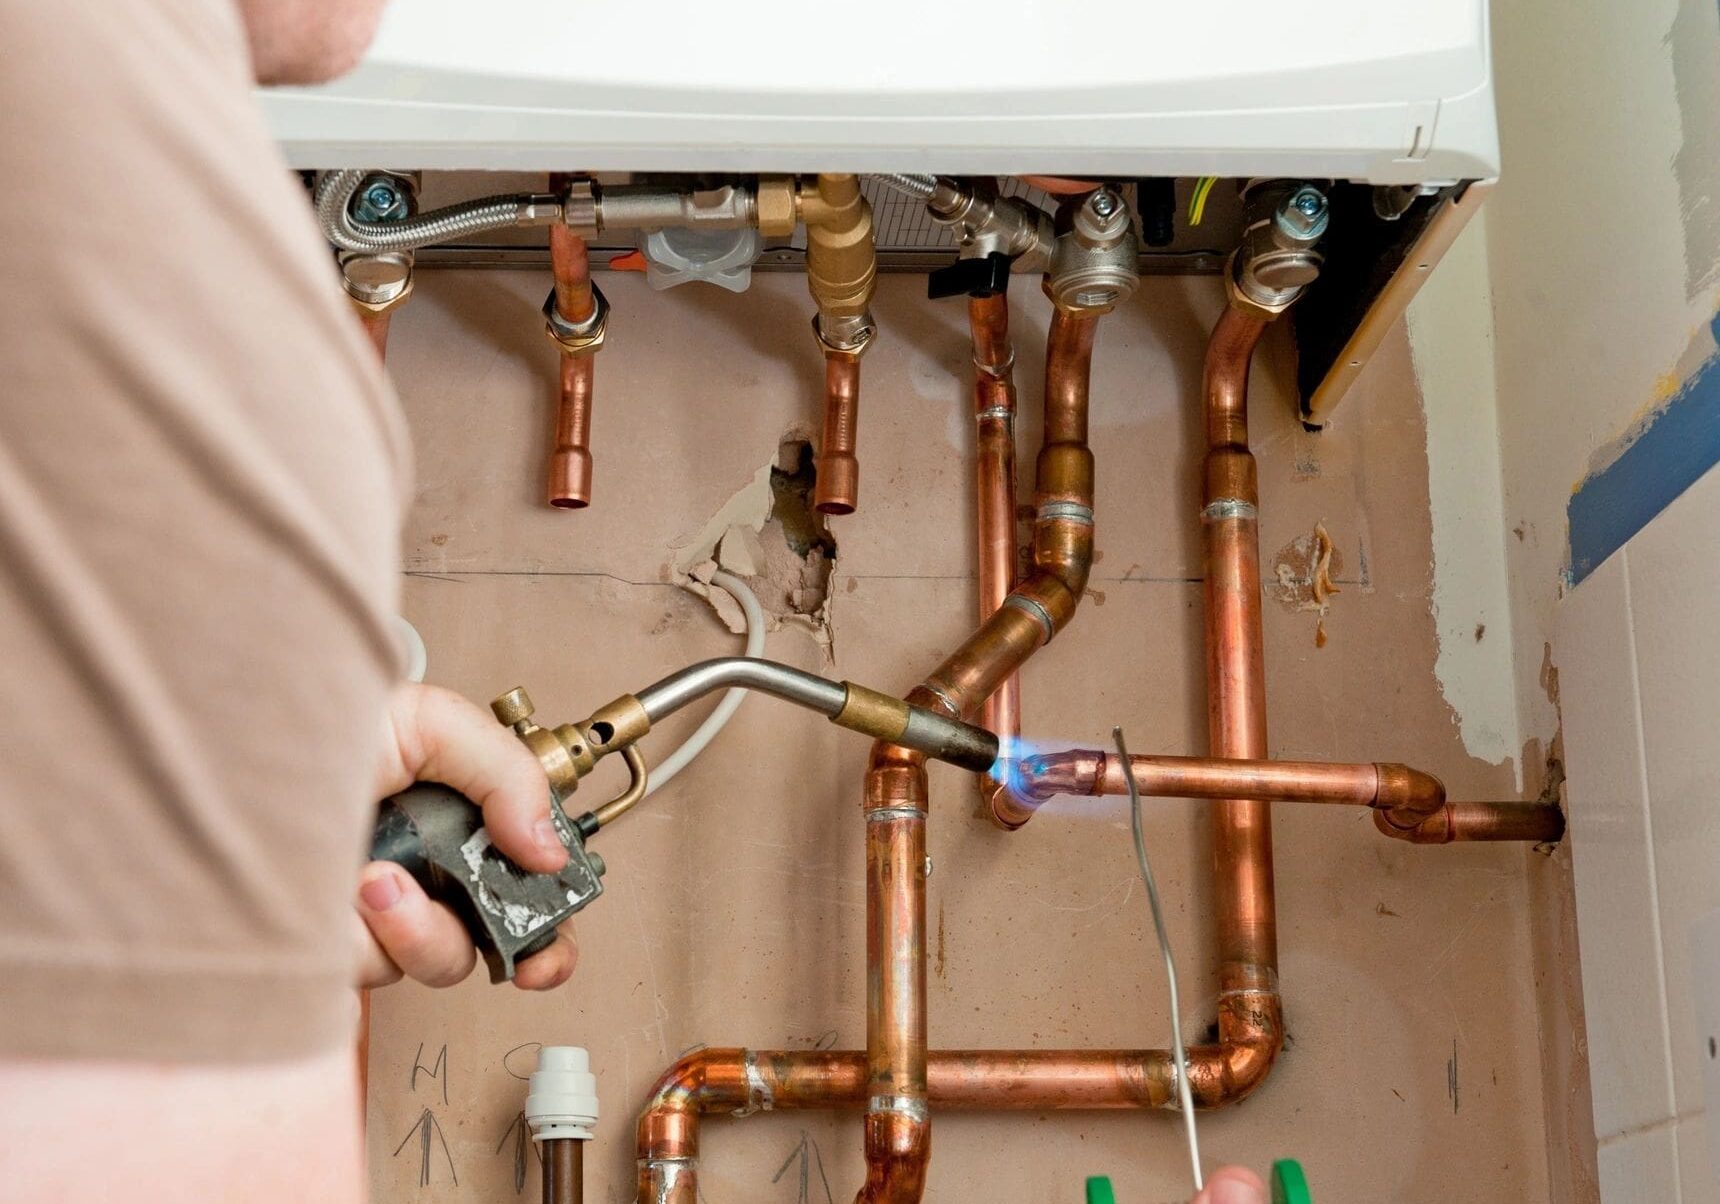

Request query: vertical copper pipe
[
  {"left": 802, "top": 173, "right": 876, "bottom": 516},
  {"left": 854, "top": 308, "right": 1102, "bottom": 1201},
  {"left": 970, "top": 294, "right": 1021, "bottom": 812},
  {"left": 983, "top": 310, "right": 1099, "bottom": 829},
  {"left": 1201, "top": 303, "right": 1281, "bottom": 1095},
  {"left": 548, "top": 223, "right": 597, "bottom": 509},
  {"left": 815, "top": 355, "right": 861, "bottom": 514},
  {"left": 358, "top": 314, "right": 392, "bottom": 360},
  {"left": 543, "top": 1138, "right": 582, "bottom": 1204},
  {"left": 858, "top": 736, "right": 931, "bottom": 1204},
  {"left": 925, "top": 309, "right": 1099, "bottom": 724}
]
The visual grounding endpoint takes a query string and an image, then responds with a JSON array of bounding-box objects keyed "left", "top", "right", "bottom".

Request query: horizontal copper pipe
[
  {"left": 970, "top": 294, "right": 1022, "bottom": 816},
  {"left": 1012, "top": 751, "right": 1434, "bottom": 817},
  {"left": 814, "top": 354, "right": 861, "bottom": 514},
  {"left": 1381, "top": 801, "right": 1567, "bottom": 844},
  {"left": 547, "top": 223, "right": 598, "bottom": 509},
  {"left": 634, "top": 1041, "right": 1277, "bottom": 1200},
  {"left": 1009, "top": 749, "right": 1558, "bottom": 843}
]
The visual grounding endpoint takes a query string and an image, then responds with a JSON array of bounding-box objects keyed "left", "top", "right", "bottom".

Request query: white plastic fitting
[{"left": 524, "top": 1046, "right": 599, "bottom": 1142}]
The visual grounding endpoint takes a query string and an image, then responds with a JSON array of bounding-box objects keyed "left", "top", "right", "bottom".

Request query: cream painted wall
[
  {"left": 1492, "top": 0, "right": 1719, "bottom": 751},
  {"left": 1409, "top": 0, "right": 1720, "bottom": 783},
  {"left": 1406, "top": 1, "right": 1720, "bottom": 1199}
]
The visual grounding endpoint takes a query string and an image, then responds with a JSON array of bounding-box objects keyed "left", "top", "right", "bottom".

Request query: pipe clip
[{"left": 1201, "top": 498, "right": 1258, "bottom": 522}]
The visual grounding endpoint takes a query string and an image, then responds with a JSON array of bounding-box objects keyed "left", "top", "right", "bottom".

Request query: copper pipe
[
  {"left": 1012, "top": 749, "right": 1561, "bottom": 842},
  {"left": 1382, "top": 801, "right": 1567, "bottom": 844},
  {"left": 858, "top": 735, "right": 931, "bottom": 1204},
  {"left": 802, "top": 174, "right": 877, "bottom": 516},
  {"left": 1014, "top": 751, "right": 1434, "bottom": 819},
  {"left": 543, "top": 1138, "right": 582, "bottom": 1204},
  {"left": 970, "top": 294, "right": 1021, "bottom": 814},
  {"left": 927, "top": 309, "right": 1099, "bottom": 723},
  {"left": 815, "top": 354, "right": 861, "bottom": 514},
  {"left": 547, "top": 223, "right": 597, "bottom": 509},
  {"left": 1199, "top": 302, "right": 1282, "bottom": 1103},
  {"left": 982, "top": 311, "right": 1098, "bottom": 828},
  {"left": 636, "top": 1043, "right": 1263, "bottom": 1199},
  {"left": 847, "top": 307, "right": 1102, "bottom": 1201},
  {"left": 358, "top": 313, "right": 392, "bottom": 360},
  {"left": 1017, "top": 175, "right": 1104, "bottom": 196}
]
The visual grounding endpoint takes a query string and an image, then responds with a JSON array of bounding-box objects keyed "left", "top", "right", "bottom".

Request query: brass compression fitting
[{"left": 491, "top": 657, "right": 1000, "bottom": 834}]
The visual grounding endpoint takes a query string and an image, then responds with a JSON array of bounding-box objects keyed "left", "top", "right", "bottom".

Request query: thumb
[{"left": 1193, "top": 1167, "right": 1268, "bottom": 1204}]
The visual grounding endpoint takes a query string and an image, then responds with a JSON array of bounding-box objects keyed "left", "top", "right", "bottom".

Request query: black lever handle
[{"left": 927, "top": 251, "right": 1012, "bottom": 300}]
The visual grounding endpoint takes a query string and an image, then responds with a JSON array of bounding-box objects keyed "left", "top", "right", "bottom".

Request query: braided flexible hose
[
  {"left": 314, "top": 169, "right": 562, "bottom": 253},
  {"left": 872, "top": 173, "right": 938, "bottom": 200}
]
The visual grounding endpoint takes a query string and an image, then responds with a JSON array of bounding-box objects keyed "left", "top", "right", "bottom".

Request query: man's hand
[
  {"left": 353, "top": 683, "right": 580, "bottom": 992},
  {"left": 1191, "top": 1167, "right": 1268, "bottom": 1204}
]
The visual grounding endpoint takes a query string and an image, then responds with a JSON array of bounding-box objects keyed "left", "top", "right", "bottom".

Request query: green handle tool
[
  {"left": 1270, "top": 1160, "right": 1312, "bottom": 1204},
  {"left": 1083, "top": 1160, "right": 1311, "bottom": 1204}
]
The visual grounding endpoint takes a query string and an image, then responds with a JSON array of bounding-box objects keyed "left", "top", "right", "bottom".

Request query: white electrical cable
[
  {"left": 1114, "top": 726, "right": 1203, "bottom": 1193},
  {"left": 643, "top": 570, "right": 765, "bottom": 796},
  {"left": 394, "top": 615, "right": 428, "bottom": 684}
]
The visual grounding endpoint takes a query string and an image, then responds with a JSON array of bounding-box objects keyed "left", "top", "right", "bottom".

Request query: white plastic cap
[{"left": 524, "top": 1046, "right": 599, "bottom": 1142}]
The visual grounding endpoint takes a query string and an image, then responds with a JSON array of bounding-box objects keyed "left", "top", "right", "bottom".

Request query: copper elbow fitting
[
  {"left": 983, "top": 777, "right": 1036, "bottom": 830},
  {"left": 1372, "top": 763, "right": 1447, "bottom": 830},
  {"left": 1186, "top": 1033, "right": 1280, "bottom": 1109}
]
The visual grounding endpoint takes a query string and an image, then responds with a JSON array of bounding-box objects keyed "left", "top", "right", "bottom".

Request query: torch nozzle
[{"left": 623, "top": 658, "right": 999, "bottom": 774}]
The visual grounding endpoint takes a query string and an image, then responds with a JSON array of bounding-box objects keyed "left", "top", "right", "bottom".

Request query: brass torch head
[{"left": 490, "top": 686, "right": 599, "bottom": 799}]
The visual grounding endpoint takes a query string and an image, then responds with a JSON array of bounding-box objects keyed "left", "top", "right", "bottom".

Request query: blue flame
[{"left": 986, "top": 735, "right": 1063, "bottom": 797}]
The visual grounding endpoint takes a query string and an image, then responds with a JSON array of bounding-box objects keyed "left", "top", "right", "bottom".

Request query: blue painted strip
[{"left": 1568, "top": 314, "right": 1720, "bottom": 585}]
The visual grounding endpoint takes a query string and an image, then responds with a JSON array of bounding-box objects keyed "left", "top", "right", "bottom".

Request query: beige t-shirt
[{"left": 0, "top": 0, "right": 410, "bottom": 1060}]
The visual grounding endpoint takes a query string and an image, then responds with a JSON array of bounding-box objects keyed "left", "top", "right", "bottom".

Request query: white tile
[
  {"left": 1680, "top": 1114, "right": 1718, "bottom": 1204},
  {"left": 1600, "top": 1124, "right": 1683, "bottom": 1204},
  {"left": 1558, "top": 550, "right": 1677, "bottom": 1137},
  {"left": 1625, "top": 465, "right": 1720, "bottom": 1116}
]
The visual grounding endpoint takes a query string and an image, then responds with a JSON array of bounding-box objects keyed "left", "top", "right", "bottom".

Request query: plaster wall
[{"left": 366, "top": 270, "right": 1552, "bottom": 1204}]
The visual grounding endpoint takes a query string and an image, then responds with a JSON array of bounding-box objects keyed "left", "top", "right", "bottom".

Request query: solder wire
[{"left": 1114, "top": 726, "right": 1203, "bottom": 1192}]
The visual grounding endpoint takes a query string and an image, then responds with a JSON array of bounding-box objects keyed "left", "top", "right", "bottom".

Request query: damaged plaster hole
[
  {"left": 1272, "top": 520, "right": 1343, "bottom": 648},
  {"left": 758, "top": 439, "right": 838, "bottom": 618},
  {"left": 672, "top": 434, "right": 840, "bottom": 646}
]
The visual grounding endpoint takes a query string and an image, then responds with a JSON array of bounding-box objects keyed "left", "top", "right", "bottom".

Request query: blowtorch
[{"left": 369, "top": 656, "right": 1000, "bottom": 981}]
